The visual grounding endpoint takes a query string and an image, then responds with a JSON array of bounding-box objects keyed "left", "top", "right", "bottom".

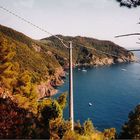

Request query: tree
[
  {"left": 57, "top": 92, "right": 67, "bottom": 110},
  {"left": 49, "top": 118, "right": 71, "bottom": 139},
  {"left": 116, "top": 0, "right": 140, "bottom": 8},
  {"left": 37, "top": 99, "right": 64, "bottom": 139},
  {"left": 15, "top": 71, "right": 33, "bottom": 97},
  {"left": 103, "top": 128, "right": 116, "bottom": 139},
  {"left": 115, "top": 0, "right": 140, "bottom": 43},
  {"left": 83, "top": 119, "right": 95, "bottom": 135},
  {"left": 119, "top": 105, "right": 140, "bottom": 139},
  {"left": 74, "top": 120, "right": 84, "bottom": 135},
  {"left": 0, "top": 97, "right": 37, "bottom": 139},
  {"left": 14, "top": 71, "right": 38, "bottom": 114},
  {"left": 40, "top": 99, "right": 63, "bottom": 123},
  {"left": 0, "top": 36, "right": 19, "bottom": 89}
]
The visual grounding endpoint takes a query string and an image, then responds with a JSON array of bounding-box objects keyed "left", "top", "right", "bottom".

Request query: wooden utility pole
[{"left": 69, "top": 41, "right": 74, "bottom": 131}]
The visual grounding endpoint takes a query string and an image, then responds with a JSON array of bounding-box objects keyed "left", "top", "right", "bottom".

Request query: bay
[{"left": 55, "top": 52, "right": 140, "bottom": 132}]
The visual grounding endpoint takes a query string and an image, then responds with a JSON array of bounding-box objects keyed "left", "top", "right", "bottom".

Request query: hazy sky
[{"left": 0, "top": 0, "right": 140, "bottom": 49}]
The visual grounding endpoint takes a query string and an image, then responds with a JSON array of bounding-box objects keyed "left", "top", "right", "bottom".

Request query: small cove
[{"left": 55, "top": 52, "right": 140, "bottom": 132}]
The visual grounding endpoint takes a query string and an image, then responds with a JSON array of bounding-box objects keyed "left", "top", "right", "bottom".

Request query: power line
[
  {"left": 0, "top": 5, "right": 69, "bottom": 48},
  {"left": 0, "top": 5, "right": 74, "bottom": 130},
  {"left": 0, "top": 4, "right": 138, "bottom": 131},
  {"left": 0, "top": 5, "right": 125, "bottom": 57}
]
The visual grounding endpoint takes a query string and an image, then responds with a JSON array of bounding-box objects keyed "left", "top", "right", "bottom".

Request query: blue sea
[{"left": 55, "top": 52, "right": 140, "bottom": 133}]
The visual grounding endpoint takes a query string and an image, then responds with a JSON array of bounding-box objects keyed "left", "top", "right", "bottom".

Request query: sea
[{"left": 55, "top": 52, "right": 140, "bottom": 133}]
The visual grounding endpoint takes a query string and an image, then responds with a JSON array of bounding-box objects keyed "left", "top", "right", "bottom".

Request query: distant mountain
[
  {"left": 41, "top": 35, "right": 135, "bottom": 68},
  {"left": 0, "top": 24, "right": 135, "bottom": 98}
]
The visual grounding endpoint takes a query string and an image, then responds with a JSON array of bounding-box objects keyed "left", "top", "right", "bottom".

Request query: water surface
[{"left": 55, "top": 52, "right": 140, "bottom": 132}]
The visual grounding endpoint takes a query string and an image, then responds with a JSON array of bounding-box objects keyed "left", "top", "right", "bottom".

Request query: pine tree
[
  {"left": 116, "top": 0, "right": 140, "bottom": 8},
  {"left": 14, "top": 71, "right": 38, "bottom": 114},
  {"left": 15, "top": 71, "right": 32, "bottom": 97},
  {"left": 83, "top": 119, "right": 95, "bottom": 135},
  {"left": 57, "top": 92, "right": 67, "bottom": 110},
  {"left": 0, "top": 37, "right": 18, "bottom": 89},
  {"left": 119, "top": 105, "right": 140, "bottom": 139}
]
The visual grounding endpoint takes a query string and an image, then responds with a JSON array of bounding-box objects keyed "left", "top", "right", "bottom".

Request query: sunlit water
[{"left": 55, "top": 52, "right": 140, "bottom": 132}]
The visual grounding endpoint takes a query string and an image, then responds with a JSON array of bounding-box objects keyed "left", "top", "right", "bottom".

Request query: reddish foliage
[{"left": 0, "top": 97, "right": 36, "bottom": 139}]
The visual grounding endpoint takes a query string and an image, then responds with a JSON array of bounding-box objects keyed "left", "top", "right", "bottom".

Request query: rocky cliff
[{"left": 36, "top": 67, "right": 65, "bottom": 99}]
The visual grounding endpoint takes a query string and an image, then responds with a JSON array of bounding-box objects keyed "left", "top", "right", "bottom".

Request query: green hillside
[
  {"left": 0, "top": 25, "right": 61, "bottom": 83},
  {"left": 0, "top": 24, "right": 136, "bottom": 139},
  {"left": 41, "top": 35, "right": 135, "bottom": 67},
  {"left": 0, "top": 24, "right": 135, "bottom": 71},
  {"left": 0, "top": 24, "right": 135, "bottom": 98}
]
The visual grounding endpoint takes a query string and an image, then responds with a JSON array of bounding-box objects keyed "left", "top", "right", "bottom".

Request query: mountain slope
[
  {"left": 0, "top": 24, "right": 135, "bottom": 98},
  {"left": 41, "top": 35, "right": 135, "bottom": 67},
  {"left": 0, "top": 24, "right": 137, "bottom": 139},
  {"left": 0, "top": 24, "right": 64, "bottom": 98}
]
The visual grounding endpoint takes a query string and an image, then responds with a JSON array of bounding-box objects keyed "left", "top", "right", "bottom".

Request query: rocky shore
[
  {"left": 82, "top": 53, "right": 135, "bottom": 67},
  {"left": 36, "top": 67, "right": 66, "bottom": 99},
  {"left": 0, "top": 24, "right": 136, "bottom": 101},
  {"left": 37, "top": 51, "right": 136, "bottom": 99}
]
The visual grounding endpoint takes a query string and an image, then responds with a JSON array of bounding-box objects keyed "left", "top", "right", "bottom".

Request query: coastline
[{"left": 38, "top": 53, "right": 136, "bottom": 99}]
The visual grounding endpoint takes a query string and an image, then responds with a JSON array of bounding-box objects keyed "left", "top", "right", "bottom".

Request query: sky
[{"left": 0, "top": 0, "right": 140, "bottom": 49}]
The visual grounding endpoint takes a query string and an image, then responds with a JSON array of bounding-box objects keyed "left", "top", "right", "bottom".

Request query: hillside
[
  {"left": 41, "top": 35, "right": 135, "bottom": 68},
  {"left": 0, "top": 24, "right": 65, "bottom": 99},
  {"left": 0, "top": 24, "right": 135, "bottom": 99},
  {"left": 0, "top": 88, "right": 116, "bottom": 139},
  {"left": 0, "top": 24, "right": 135, "bottom": 139}
]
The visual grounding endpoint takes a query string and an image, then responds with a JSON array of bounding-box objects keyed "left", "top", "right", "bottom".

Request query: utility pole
[
  {"left": 0, "top": 5, "right": 75, "bottom": 131},
  {"left": 69, "top": 41, "right": 74, "bottom": 131}
]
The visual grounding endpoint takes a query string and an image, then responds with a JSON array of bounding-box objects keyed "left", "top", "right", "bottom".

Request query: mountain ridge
[
  {"left": 0, "top": 24, "right": 135, "bottom": 98},
  {"left": 41, "top": 34, "right": 135, "bottom": 68}
]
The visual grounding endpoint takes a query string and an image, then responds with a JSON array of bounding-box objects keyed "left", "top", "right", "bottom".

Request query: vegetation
[
  {"left": 0, "top": 94, "right": 116, "bottom": 139},
  {"left": 116, "top": 1, "right": 140, "bottom": 137},
  {"left": 119, "top": 104, "right": 140, "bottom": 139},
  {"left": 57, "top": 92, "right": 67, "bottom": 110},
  {"left": 41, "top": 35, "right": 134, "bottom": 67},
  {"left": 0, "top": 35, "right": 116, "bottom": 139},
  {"left": 0, "top": 36, "right": 18, "bottom": 89},
  {"left": 0, "top": 34, "right": 38, "bottom": 113},
  {"left": 1, "top": 24, "right": 134, "bottom": 70},
  {"left": 116, "top": 0, "right": 140, "bottom": 8},
  {"left": 0, "top": 24, "right": 137, "bottom": 139},
  {"left": 0, "top": 25, "right": 60, "bottom": 83},
  {"left": 0, "top": 24, "right": 33, "bottom": 46},
  {"left": 0, "top": 97, "right": 38, "bottom": 139}
]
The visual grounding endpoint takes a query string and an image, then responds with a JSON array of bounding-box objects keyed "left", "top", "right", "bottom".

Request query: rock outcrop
[
  {"left": 36, "top": 67, "right": 65, "bottom": 99},
  {"left": 75, "top": 52, "right": 135, "bottom": 67}
]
